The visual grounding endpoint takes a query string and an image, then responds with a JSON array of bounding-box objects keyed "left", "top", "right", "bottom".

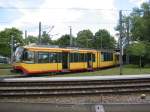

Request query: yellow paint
[
  {"left": 92, "top": 62, "right": 97, "bottom": 68},
  {"left": 101, "top": 61, "right": 114, "bottom": 68},
  {"left": 21, "top": 63, "right": 61, "bottom": 72},
  {"left": 69, "top": 62, "right": 87, "bottom": 70}
]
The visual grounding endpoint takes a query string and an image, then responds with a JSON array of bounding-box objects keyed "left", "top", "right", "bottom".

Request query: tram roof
[{"left": 24, "top": 44, "right": 115, "bottom": 52}]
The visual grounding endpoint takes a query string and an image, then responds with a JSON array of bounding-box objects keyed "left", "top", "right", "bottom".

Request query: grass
[
  {"left": 0, "top": 69, "right": 20, "bottom": 77},
  {"left": 0, "top": 64, "right": 20, "bottom": 77},
  {"left": 55, "top": 67, "right": 150, "bottom": 77},
  {"left": 0, "top": 64, "right": 12, "bottom": 69},
  {"left": 0, "top": 64, "right": 149, "bottom": 77}
]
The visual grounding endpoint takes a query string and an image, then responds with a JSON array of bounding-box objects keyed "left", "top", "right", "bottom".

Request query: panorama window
[
  {"left": 23, "top": 50, "right": 34, "bottom": 63},
  {"left": 57, "top": 52, "right": 62, "bottom": 63},
  {"left": 79, "top": 53, "right": 85, "bottom": 62},
  {"left": 69, "top": 53, "right": 86, "bottom": 62},
  {"left": 70, "top": 53, "right": 74, "bottom": 62},
  {"left": 38, "top": 52, "right": 49, "bottom": 63},
  {"left": 49, "top": 53, "right": 58, "bottom": 63},
  {"left": 35, "top": 52, "right": 61, "bottom": 63},
  {"left": 74, "top": 53, "right": 79, "bottom": 62}
]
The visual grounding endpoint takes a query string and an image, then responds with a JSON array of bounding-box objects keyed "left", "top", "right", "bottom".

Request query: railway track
[{"left": 0, "top": 78, "right": 150, "bottom": 97}]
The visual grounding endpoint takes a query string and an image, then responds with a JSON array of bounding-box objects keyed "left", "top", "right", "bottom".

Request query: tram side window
[
  {"left": 78, "top": 53, "right": 84, "bottom": 62},
  {"left": 38, "top": 52, "right": 49, "bottom": 63},
  {"left": 81, "top": 53, "right": 85, "bottom": 62},
  {"left": 101, "top": 52, "right": 113, "bottom": 61},
  {"left": 101, "top": 52, "right": 104, "bottom": 61},
  {"left": 49, "top": 53, "right": 58, "bottom": 63},
  {"left": 109, "top": 53, "right": 113, "bottom": 61},
  {"left": 57, "top": 52, "right": 62, "bottom": 63},
  {"left": 104, "top": 53, "right": 107, "bottom": 61},
  {"left": 70, "top": 53, "right": 74, "bottom": 62},
  {"left": 70, "top": 53, "right": 86, "bottom": 62},
  {"left": 92, "top": 54, "right": 95, "bottom": 62},
  {"left": 23, "top": 50, "right": 34, "bottom": 63},
  {"left": 74, "top": 53, "right": 79, "bottom": 62},
  {"left": 34, "top": 52, "right": 38, "bottom": 63},
  {"left": 84, "top": 54, "right": 87, "bottom": 62}
]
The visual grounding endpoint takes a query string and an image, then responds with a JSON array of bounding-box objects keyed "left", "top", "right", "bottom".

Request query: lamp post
[
  {"left": 11, "top": 35, "right": 14, "bottom": 64},
  {"left": 69, "top": 26, "right": 72, "bottom": 47},
  {"left": 119, "top": 10, "right": 123, "bottom": 75},
  {"left": 100, "top": 36, "right": 103, "bottom": 49}
]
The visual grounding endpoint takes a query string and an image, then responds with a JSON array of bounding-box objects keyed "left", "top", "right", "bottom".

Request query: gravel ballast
[{"left": 1, "top": 93, "right": 150, "bottom": 104}]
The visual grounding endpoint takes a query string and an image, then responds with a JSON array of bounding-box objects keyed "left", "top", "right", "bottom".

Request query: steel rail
[
  {"left": 0, "top": 78, "right": 150, "bottom": 97},
  {"left": 0, "top": 78, "right": 150, "bottom": 87},
  {"left": 0, "top": 88, "right": 150, "bottom": 96},
  {"left": 0, "top": 83, "right": 150, "bottom": 90}
]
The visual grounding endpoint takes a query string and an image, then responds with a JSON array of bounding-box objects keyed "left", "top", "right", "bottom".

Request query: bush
[
  {"left": 124, "top": 64, "right": 139, "bottom": 68},
  {"left": 144, "top": 64, "right": 150, "bottom": 68}
]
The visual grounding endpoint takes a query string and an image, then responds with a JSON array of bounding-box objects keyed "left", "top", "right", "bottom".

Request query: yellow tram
[{"left": 13, "top": 45, "right": 119, "bottom": 75}]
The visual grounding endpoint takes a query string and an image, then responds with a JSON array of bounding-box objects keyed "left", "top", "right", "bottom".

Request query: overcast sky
[{"left": 0, "top": 0, "right": 148, "bottom": 40}]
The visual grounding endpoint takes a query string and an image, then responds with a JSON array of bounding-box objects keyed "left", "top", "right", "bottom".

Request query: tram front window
[
  {"left": 14, "top": 47, "right": 24, "bottom": 62},
  {"left": 23, "top": 50, "right": 34, "bottom": 63}
]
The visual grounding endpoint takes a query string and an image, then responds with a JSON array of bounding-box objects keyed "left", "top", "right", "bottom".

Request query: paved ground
[
  {"left": 0, "top": 102, "right": 150, "bottom": 112},
  {"left": 1, "top": 74, "right": 150, "bottom": 82}
]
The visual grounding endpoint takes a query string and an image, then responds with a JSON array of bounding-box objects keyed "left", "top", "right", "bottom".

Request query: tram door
[
  {"left": 62, "top": 52, "right": 69, "bottom": 69},
  {"left": 87, "top": 53, "right": 93, "bottom": 68}
]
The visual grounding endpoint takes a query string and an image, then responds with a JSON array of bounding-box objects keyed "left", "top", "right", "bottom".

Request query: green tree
[
  {"left": 130, "top": 3, "right": 150, "bottom": 42},
  {"left": 25, "top": 35, "right": 38, "bottom": 44},
  {"left": 0, "top": 27, "right": 24, "bottom": 57},
  {"left": 76, "top": 29, "right": 93, "bottom": 48},
  {"left": 56, "top": 34, "right": 71, "bottom": 47},
  {"left": 126, "top": 3, "right": 150, "bottom": 66},
  {"left": 127, "top": 42, "right": 146, "bottom": 67},
  {"left": 94, "top": 29, "right": 116, "bottom": 49},
  {"left": 144, "top": 42, "right": 150, "bottom": 61},
  {"left": 41, "top": 31, "right": 52, "bottom": 45}
]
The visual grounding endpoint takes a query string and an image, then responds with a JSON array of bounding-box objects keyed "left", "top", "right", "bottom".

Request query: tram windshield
[
  {"left": 14, "top": 47, "right": 35, "bottom": 63},
  {"left": 14, "top": 47, "right": 24, "bottom": 62}
]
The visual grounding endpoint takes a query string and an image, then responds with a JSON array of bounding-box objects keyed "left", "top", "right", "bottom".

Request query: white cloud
[
  {"left": 41, "top": 0, "right": 115, "bottom": 9},
  {"left": 0, "top": 0, "right": 118, "bottom": 39}
]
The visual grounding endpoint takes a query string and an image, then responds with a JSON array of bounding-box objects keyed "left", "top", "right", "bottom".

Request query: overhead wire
[
  {"left": 0, "top": 6, "right": 133, "bottom": 11},
  {"left": 0, "top": 7, "right": 134, "bottom": 37}
]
